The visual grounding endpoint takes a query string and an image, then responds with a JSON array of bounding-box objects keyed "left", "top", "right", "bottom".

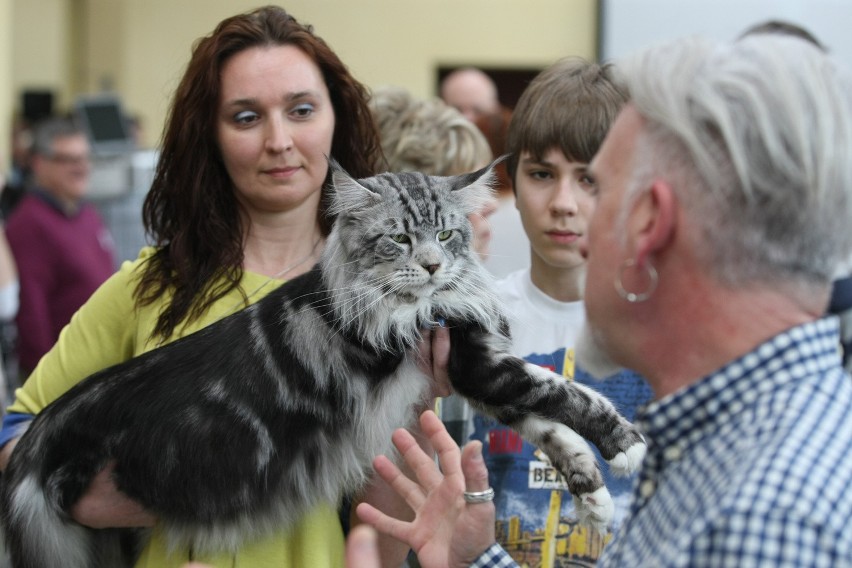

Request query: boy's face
[{"left": 515, "top": 148, "right": 596, "bottom": 272}]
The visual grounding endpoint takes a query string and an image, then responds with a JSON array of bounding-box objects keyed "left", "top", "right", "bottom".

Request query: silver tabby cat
[{"left": 0, "top": 160, "right": 646, "bottom": 568}]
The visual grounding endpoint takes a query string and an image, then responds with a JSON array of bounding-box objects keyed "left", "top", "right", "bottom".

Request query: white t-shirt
[{"left": 495, "top": 268, "right": 585, "bottom": 359}]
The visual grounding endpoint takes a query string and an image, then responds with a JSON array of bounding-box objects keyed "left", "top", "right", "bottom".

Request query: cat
[{"left": 0, "top": 159, "right": 646, "bottom": 568}]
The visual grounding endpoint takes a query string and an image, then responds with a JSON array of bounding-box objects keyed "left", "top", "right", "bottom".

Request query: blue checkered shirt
[
  {"left": 600, "top": 317, "right": 852, "bottom": 567},
  {"left": 469, "top": 318, "right": 852, "bottom": 568},
  {"left": 470, "top": 544, "right": 518, "bottom": 568}
]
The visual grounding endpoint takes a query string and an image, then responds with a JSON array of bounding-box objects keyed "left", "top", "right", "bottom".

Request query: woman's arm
[{"left": 0, "top": 437, "right": 17, "bottom": 471}]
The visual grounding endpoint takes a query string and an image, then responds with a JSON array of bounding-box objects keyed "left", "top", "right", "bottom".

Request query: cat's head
[{"left": 322, "top": 158, "right": 502, "bottom": 344}]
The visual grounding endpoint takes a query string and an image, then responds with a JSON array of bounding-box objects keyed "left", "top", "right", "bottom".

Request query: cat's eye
[
  {"left": 391, "top": 234, "right": 411, "bottom": 244},
  {"left": 437, "top": 230, "right": 453, "bottom": 242}
]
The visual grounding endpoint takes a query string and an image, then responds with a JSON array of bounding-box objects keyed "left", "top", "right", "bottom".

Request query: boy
[{"left": 467, "top": 57, "right": 653, "bottom": 566}]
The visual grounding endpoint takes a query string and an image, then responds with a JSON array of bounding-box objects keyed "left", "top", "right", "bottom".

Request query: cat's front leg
[
  {"left": 521, "top": 362, "right": 647, "bottom": 477},
  {"left": 509, "top": 413, "right": 615, "bottom": 533},
  {"left": 446, "top": 323, "right": 646, "bottom": 475},
  {"left": 445, "top": 323, "right": 646, "bottom": 531}
]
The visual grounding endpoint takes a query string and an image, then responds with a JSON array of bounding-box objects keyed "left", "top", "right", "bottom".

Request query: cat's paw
[
  {"left": 606, "top": 439, "right": 647, "bottom": 476},
  {"left": 572, "top": 486, "right": 614, "bottom": 534}
]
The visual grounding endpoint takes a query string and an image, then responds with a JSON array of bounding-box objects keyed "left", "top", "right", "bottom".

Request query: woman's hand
[
  {"left": 356, "top": 410, "right": 496, "bottom": 568},
  {"left": 70, "top": 461, "right": 157, "bottom": 528},
  {"left": 417, "top": 325, "right": 452, "bottom": 399}
]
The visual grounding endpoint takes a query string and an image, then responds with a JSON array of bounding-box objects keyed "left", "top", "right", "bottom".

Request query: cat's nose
[{"left": 424, "top": 264, "right": 440, "bottom": 275}]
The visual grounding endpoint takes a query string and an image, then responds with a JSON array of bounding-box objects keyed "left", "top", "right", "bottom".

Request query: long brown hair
[{"left": 136, "top": 5, "right": 382, "bottom": 339}]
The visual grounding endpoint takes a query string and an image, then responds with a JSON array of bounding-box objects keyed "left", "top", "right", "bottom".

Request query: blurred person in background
[
  {"left": 3, "top": 117, "right": 115, "bottom": 379},
  {"left": 0, "top": 172, "right": 19, "bottom": 410},
  {"left": 440, "top": 67, "right": 501, "bottom": 124}
]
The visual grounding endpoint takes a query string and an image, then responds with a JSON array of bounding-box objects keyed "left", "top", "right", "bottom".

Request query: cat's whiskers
[
  {"left": 328, "top": 258, "right": 365, "bottom": 277},
  {"left": 335, "top": 278, "right": 402, "bottom": 326},
  {"left": 326, "top": 286, "right": 405, "bottom": 347},
  {"left": 300, "top": 274, "right": 399, "bottom": 334},
  {"left": 285, "top": 267, "right": 396, "bottom": 320}
]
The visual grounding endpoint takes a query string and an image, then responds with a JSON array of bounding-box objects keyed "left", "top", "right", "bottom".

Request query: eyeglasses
[{"left": 46, "top": 153, "right": 91, "bottom": 166}]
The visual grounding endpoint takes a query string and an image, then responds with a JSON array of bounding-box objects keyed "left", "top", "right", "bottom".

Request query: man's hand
[{"left": 356, "top": 410, "right": 496, "bottom": 568}]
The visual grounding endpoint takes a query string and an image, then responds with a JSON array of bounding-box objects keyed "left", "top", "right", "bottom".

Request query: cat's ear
[
  {"left": 449, "top": 155, "right": 508, "bottom": 215},
  {"left": 327, "top": 157, "right": 382, "bottom": 216}
]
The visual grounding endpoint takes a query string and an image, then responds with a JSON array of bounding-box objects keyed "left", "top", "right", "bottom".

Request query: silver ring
[{"left": 463, "top": 487, "right": 495, "bottom": 504}]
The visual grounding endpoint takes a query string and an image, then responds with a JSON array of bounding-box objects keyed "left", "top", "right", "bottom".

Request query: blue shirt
[{"left": 471, "top": 318, "right": 852, "bottom": 567}]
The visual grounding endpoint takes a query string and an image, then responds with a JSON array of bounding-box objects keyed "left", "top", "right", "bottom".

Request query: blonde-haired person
[{"left": 371, "top": 86, "right": 497, "bottom": 260}]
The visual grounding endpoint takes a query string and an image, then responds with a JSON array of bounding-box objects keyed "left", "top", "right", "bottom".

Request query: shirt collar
[
  {"left": 637, "top": 317, "right": 841, "bottom": 453},
  {"left": 31, "top": 187, "right": 82, "bottom": 218}
]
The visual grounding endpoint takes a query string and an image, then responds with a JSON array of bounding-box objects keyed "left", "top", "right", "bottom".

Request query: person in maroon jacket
[{"left": 4, "top": 117, "right": 115, "bottom": 378}]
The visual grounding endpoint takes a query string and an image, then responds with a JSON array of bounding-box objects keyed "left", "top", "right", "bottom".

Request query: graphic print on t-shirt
[{"left": 470, "top": 346, "right": 652, "bottom": 567}]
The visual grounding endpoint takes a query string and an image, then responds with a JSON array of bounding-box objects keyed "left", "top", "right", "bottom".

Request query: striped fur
[{"left": 0, "top": 161, "right": 645, "bottom": 567}]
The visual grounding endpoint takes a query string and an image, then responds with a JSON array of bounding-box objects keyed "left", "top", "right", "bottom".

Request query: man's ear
[{"left": 630, "top": 179, "right": 676, "bottom": 266}]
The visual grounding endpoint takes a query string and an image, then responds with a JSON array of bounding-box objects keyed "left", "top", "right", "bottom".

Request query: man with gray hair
[
  {"left": 4, "top": 117, "right": 115, "bottom": 378},
  {"left": 580, "top": 32, "right": 852, "bottom": 566},
  {"left": 347, "top": 32, "right": 852, "bottom": 568}
]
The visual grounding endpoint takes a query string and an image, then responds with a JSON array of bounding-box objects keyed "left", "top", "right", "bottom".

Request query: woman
[{"left": 0, "top": 6, "right": 427, "bottom": 567}]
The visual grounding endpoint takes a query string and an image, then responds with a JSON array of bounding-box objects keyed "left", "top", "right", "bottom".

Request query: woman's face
[{"left": 217, "top": 45, "right": 335, "bottom": 217}]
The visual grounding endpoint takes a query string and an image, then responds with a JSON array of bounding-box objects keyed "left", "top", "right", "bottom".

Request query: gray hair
[
  {"left": 30, "top": 117, "right": 85, "bottom": 157},
  {"left": 619, "top": 35, "right": 852, "bottom": 286}
]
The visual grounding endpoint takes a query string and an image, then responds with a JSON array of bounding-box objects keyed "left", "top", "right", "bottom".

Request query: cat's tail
[
  {"left": 2, "top": 473, "right": 94, "bottom": 568},
  {"left": 1, "top": 429, "right": 137, "bottom": 568},
  {"left": 2, "top": 474, "right": 138, "bottom": 568}
]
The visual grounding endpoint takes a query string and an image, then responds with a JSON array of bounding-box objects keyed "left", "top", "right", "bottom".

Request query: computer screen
[{"left": 74, "top": 94, "right": 135, "bottom": 156}]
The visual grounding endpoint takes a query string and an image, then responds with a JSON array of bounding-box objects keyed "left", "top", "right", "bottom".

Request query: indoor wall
[{"left": 5, "top": 0, "right": 598, "bottom": 152}]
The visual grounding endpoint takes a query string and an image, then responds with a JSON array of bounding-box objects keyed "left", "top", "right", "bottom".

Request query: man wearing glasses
[{"left": 4, "top": 117, "right": 115, "bottom": 379}]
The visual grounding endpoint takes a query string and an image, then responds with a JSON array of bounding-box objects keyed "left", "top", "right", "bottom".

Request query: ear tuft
[
  {"left": 449, "top": 155, "right": 507, "bottom": 214},
  {"left": 326, "top": 156, "right": 382, "bottom": 217}
]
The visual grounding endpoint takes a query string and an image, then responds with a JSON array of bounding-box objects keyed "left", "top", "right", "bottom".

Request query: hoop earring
[{"left": 615, "top": 258, "right": 658, "bottom": 303}]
